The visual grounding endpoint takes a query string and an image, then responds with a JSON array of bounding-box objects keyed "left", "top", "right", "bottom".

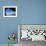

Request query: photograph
[
  {"left": 18, "top": 24, "right": 46, "bottom": 46},
  {"left": 3, "top": 6, "right": 17, "bottom": 17}
]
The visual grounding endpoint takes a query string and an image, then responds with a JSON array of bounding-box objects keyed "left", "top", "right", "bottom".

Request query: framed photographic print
[
  {"left": 18, "top": 24, "right": 46, "bottom": 41},
  {"left": 3, "top": 6, "right": 17, "bottom": 17}
]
